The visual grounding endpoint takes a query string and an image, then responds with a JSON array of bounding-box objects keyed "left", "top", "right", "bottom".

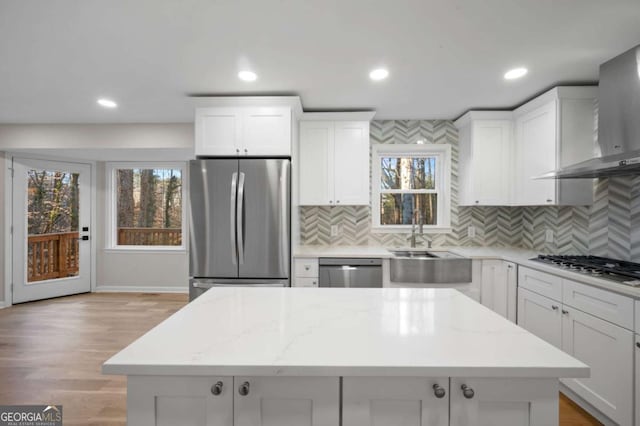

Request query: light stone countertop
[
  {"left": 295, "top": 245, "right": 640, "bottom": 298},
  {"left": 103, "top": 287, "right": 588, "bottom": 378}
]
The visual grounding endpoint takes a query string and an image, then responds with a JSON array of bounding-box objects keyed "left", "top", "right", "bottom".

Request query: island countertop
[{"left": 102, "top": 287, "right": 588, "bottom": 378}]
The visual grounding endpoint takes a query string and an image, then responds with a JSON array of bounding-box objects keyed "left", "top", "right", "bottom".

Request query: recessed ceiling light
[
  {"left": 369, "top": 68, "right": 389, "bottom": 81},
  {"left": 504, "top": 67, "right": 528, "bottom": 80},
  {"left": 97, "top": 98, "right": 117, "bottom": 108},
  {"left": 238, "top": 71, "right": 257, "bottom": 82}
]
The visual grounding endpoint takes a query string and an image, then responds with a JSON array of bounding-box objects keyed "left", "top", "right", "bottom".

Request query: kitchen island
[{"left": 103, "top": 287, "right": 588, "bottom": 426}]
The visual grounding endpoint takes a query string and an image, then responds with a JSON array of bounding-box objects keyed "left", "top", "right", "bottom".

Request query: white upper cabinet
[
  {"left": 456, "top": 87, "right": 596, "bottom": 206},
  {"left": 299, "top": 116, "right": 372, "bottom": 206},
  {"left": 196, "top": 106, "right": 292, "bottom": 156},
  {"left": 512, "top": 87, "right": 596, "bottom": 206},
  {"left": 455, "top": 112, "right": 513, "bottom": 206}
]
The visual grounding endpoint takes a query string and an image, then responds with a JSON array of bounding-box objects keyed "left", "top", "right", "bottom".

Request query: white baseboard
[
  {"left": 0, "top": 301, "right": 7, "bottom": 309},
  {"left": 94, "top": 286, "right": 188, "bottom": 294}
]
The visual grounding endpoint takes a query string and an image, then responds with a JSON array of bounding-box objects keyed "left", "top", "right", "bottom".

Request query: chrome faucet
[{"left": 409, "top": 210, "right": 423, "bottom": 248}]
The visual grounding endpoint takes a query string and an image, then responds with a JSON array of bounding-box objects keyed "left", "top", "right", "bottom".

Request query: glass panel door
[{"left": 12, "top": 158, "right": 91, "bottom": 304}]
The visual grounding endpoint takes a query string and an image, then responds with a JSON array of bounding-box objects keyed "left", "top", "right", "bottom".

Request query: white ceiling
[{"left": 1, "top": 0, "right": 640, "bottom": 123}]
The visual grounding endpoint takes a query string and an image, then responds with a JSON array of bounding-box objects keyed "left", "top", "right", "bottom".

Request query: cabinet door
[
  {"left": 635, "top": 334, "right": 640, "bottom": 426},
  {"left": 195, "top": 108, "right": 242, "bottom": 156},
  {"left": 517, "top": 288, "right": 562, "bottom": 349},
  {"left": 505, "top": 262, "right": 517, "bottom": 323},
  {"left": 561, "top": 307, "right": 634, "bottom": 426},
  {"left": 299, "top": 121, "right": 333, "bottom": 205},
  {"left": 242, "top": 107, "right": 291, "bottom": 156},
  {"left": 234, "top": 376, "right": 339, "bottom": 426},
  {"left": 513, "top": 101, "right": 557, "bottom": 205},
  {"left": 342, "top": 377, "right": 449, "bottom": 426},
  {"left": 333, "top": 121, "right": 370, "bottom": 205},
  {"left": 127, "top": 376, "right": 233, "bottom": 426},
  {"left": 471, "top": 120, "right": 511, "bottom": 205},
  {"left": 480, "top": 260, "right": 508, "bottom": 317},
  {"left": 450, "top": 378, "right": 558, "bottom": 426}
]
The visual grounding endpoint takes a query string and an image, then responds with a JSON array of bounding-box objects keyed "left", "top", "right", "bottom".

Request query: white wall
[
  {"left": 0, "top": 124, "right": 193, "bottom": 295},
  {"left": 0, "top": 152, "right": 5, "bottom": 305}
]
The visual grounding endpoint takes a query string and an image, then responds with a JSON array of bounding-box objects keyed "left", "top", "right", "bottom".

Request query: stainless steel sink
[{"left": 389, "top": 250, "right": 472, "bottom": 283}]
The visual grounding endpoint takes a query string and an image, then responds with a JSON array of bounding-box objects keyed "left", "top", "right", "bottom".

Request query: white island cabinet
[{"left": 103, "top": 288, "right": 587, "bottom": 426}]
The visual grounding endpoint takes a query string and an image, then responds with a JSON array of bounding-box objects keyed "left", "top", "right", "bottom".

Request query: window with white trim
[
  {"left": 106, "top": 162, "right": 187, "bottom": 249},
  {"left": 372, "top": 144, "right": 451, "bottom": 231}
]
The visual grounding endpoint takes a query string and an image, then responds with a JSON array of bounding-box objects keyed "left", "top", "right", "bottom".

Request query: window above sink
[{"left": 372, "top": 144, "right": 451, "bottom": 233}]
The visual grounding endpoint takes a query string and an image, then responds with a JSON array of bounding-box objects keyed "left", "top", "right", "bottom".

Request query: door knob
[
  {"left": 211, "top": 381, "right": 223, "bottom": 395},
  {"left": 433, "top": 384, "right": 446, "bottom": 398},
  {"left": 461, "top": 384, "right": 475, "bottom": 399},
  {"left": 238, "top": 381, "right": 250, "bottom": 396}
]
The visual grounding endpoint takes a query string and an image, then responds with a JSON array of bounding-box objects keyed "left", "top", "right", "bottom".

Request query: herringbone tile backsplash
[{"left": 299, "top": 120, "right": 640, "bottom": 262}]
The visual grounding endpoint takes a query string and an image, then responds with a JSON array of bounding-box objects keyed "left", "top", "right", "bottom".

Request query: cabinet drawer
[
  {"left": 562, "top": 279, "right": 634, "bottom": 330},
  {"left": 294, "top": 258, "right": 319, "bottom": 277},
  {"left": 518, "top": 267, "right": 562, "bottom": 301},
  {"left": 294, "top": 277, "right": 319, "bottom": 288}
]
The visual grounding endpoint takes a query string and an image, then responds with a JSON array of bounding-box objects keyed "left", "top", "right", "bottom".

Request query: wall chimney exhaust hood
[{"left": 539, "top": 44, "right": 640, "bottom": 179}]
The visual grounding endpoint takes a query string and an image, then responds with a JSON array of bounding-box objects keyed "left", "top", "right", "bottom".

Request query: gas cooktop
[{"left": 531, "top": 255, "right": 640, "bottom": 287}]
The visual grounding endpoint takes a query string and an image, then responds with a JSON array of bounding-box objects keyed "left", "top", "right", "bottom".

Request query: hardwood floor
[{"left": 0, "top": 293, "right": 603, "bottom": 425}]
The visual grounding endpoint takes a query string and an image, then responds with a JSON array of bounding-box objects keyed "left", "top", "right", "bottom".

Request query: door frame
[{"left": 3, "top": 152, "right": 97, "bottom": 307}]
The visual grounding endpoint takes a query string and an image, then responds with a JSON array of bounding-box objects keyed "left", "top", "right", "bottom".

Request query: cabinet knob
[
  {"left": 461, "top": 384, "right": 475, "bottom": 399},
  {"left": 244, "top": 148, "right": 248, "bottom": 154},
  {"left": 329, "top": 200, "right": 333, "bottom": 204},
  {"left": 636, "top": 342, "right": 640, "bottom": 349},
  {"left": 562, "top": 309, "right": 569, "bottom": 315},
  {"left": 236, "top": 149, "right": 240, "bottom": 154},
  {"left": 304, "top": 265, "right": 310, "bottom": 270},
  {"left": 238, "top": 381, "right": 250, "bottom": 396},
  {"left": 475, "top": 200, "right": 479, "bottom": 204},
  {"left": 551, "top": 305, "right": 559, "bottom": 311},
  {"left": 211, "top": 381, "right": 223, "bottom": 395},
  {"left": 336, "top": 200, "right": 340, "bottom": 204},
  {"left": 433, "top": 384, "right": 446, "bottom": 399}
]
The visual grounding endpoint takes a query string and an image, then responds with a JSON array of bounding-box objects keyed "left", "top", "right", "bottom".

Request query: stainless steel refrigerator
[{"left": 189, "top": 158, "right": 290, "bottom": 300}]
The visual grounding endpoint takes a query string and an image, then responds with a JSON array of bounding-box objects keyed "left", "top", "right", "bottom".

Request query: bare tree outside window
[{"left": 115, "top": 168, "right": 183, "bottom": 246}]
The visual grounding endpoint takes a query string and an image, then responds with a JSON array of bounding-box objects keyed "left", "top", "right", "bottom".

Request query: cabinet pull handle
[
  {"left": 461, "top": 384, "right": 475, "bottom": 399},
  {"left": 433, "top": 384, "right": 446, "bottom": 399},
  {"left": 546, "top": 199, "right": 552, "bottom": 203},
  {"left": 562, "top": 309, "right": 569, "bottom": 315},
  {"left": 551, "top": 305, "right": 559, "bottom": 311},
  {"left": 636, "top": 342, "right": 640, "bottom": 349},
  {"left": 211, "top": 381, "right": 223, "bottom": 395},
  {"left": 238, "top": 381, "right": 250, "bottom": 396}
]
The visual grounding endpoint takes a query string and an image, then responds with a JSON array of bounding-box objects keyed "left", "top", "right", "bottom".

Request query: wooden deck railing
[
  {"left": 117, "top": 227, "right": 182, "bottom": 246},
  {"left": 27, "top": 231, "right": 79, "bottom": 282}
]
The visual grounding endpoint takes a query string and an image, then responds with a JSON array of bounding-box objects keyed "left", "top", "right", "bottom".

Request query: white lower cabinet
[
  {"left": 480, "top": 261, "right": 517, "bottom": 321},
  {"left": 234, "top": 376, "right": 339, "bottom": 426},
  {"left": 342, "top": 377, "right": 449, "bottom": 426},
  {"left": 561, "top": 307, "right": 634, "bottom": 426},
  {"left": 449, "top": 378, "right": 558, "bottom": 426},
  {"left": 127, "top": 376, "right": 233, "bottom": 426},
  {"left": 517, "top": 287, "right": 562, "bottom": 349},
  {"left": 517, "top": 268, "right": 636, "bottom": 426},
  {"left": 635, "top": 334, "right": 640, "bottom": 426},
  {"left": 128, "top": 376, "right": 339, "bottom": 426}
]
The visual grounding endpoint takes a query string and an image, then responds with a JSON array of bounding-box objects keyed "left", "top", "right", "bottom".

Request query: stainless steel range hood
[{"left": 541, "top": 44, "right": 640, "bottom": 179}]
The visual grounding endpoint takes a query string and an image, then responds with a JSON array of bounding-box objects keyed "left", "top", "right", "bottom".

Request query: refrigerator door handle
[
  {"left": 236, "top": 172, "right": 246, "bottom": 265},
  {"left": 230, "top": 172, "right": 238, "bottom": 265}
]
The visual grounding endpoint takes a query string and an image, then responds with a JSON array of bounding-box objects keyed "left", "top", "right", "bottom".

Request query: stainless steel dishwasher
[{"left": 319, "top": 258, "right": 383, "bottom": 288}]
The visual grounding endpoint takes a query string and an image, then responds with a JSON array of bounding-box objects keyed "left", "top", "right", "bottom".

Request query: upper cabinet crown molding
[
  {"left": 195, "top": 101, "right": 297, "bottom": 157},
  {"left": 301, "top": 111, "right": 376, "bottom": 121},
  {"left": 193, "top": 96, "right": 303, "bottom": 117}
]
